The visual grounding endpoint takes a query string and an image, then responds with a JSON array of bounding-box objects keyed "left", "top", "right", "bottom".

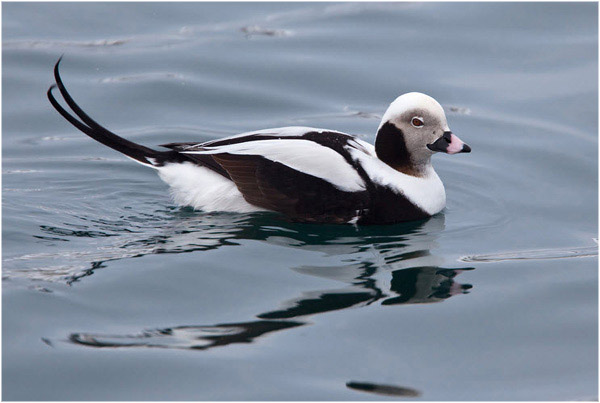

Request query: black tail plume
[{"left": 47, "top": 57, "right": 184, "bottom": 167}]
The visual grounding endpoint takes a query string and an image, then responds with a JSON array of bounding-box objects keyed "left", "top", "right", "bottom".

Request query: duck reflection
[{"left": 62, "top": 213, "right": 474, "bottom": 351}]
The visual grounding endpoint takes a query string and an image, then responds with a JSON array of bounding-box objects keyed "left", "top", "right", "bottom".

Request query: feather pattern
[{"left": 184, "top": 138, "right": 366, "bottom": 193}]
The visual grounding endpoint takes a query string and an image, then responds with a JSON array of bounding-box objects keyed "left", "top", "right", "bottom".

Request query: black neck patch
[{"left": 375, "top": 122, "right": 412, "bottom": 172}]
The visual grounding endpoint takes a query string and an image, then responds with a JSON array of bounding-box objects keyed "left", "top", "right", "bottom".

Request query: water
[{"left": 3, "top": 2, "right": 598, "bottom": 400}]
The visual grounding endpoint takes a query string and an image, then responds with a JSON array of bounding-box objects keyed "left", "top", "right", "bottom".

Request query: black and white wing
[{"left": 171, "top": 129, "right": 373, "bottom": 223}]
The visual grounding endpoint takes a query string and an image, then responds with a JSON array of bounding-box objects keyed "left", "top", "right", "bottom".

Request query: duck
[{"left": 47, "top": 58, "right": 471, "bottom": 225}]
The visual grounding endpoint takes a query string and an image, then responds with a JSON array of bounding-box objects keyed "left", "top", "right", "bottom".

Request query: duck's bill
[{"left": 427, "top": 131, "right": 471, "bottom": 154}]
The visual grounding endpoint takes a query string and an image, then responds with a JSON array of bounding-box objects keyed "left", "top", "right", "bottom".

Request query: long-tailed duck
[{"left": 48, "top": 58, "right": 470, "bottom": 225}]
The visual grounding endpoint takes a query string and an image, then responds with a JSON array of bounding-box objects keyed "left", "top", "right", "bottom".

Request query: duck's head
[{"left": 375, "top": 92, "right": 470, "bottom": 176}]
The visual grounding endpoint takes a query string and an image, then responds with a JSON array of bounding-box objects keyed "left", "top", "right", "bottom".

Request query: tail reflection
[{"left": 70, "top": 320, "right": 304, "bottom": 351}]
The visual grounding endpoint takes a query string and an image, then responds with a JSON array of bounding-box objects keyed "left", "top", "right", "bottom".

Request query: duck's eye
[{"left": 411, "top": 117, "right": 424, "bottom": 128}]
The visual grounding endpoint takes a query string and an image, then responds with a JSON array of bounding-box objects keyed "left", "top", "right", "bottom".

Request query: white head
[{"left": 375, "top": 92, "right": 470, "bottom": 176}]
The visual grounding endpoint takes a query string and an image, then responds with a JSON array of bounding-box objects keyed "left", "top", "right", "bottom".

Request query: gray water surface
[{"left": 3, "top": 2, "right": 598, "bottom": 400}]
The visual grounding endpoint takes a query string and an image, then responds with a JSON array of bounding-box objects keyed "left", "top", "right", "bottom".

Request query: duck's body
[
  {"left": 155, "top": 126, "right": 445, "bottom": 224},
  {"left": 48, "top": 59, "right": 470, "bottom": 225}
]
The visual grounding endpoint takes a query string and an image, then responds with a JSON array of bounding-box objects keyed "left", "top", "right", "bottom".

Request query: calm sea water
[{"left": 3, "top": 2, "right": 598, "bottom": 400}]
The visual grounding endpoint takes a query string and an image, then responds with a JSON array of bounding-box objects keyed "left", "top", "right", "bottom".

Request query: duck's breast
[{"left": 346, "top": 146, "right": 446, "bottom": 220}]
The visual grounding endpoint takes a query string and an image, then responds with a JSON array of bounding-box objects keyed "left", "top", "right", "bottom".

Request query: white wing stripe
[
  {"left": 223, "top": 126, "right": 343, "bottom": 139},
  {"left": 184, "top": 139, "right": 366, "bottom": 193}
]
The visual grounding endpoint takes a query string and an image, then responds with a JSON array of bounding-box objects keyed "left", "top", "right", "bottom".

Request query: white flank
[
  {"left": 185, "top": 139, "right": 366, "bottom": 193},
  {"left": 157, "top": 162, "right": 267, "bottom": 213},
  {"left": 347, "top": 146, "right": 446, "bottom": 215}
]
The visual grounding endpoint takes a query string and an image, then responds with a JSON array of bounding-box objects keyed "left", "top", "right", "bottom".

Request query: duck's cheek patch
[{"left": 446, "top": 133, "right": 465, "bottom": 154}]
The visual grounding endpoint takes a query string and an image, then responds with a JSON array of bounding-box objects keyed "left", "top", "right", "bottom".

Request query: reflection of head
[
  {"left": 383, "top": 266, "right": 473, "bottom": 305},
  {"left": 259, "top": 265, "right": 473, "bottom": 320}
]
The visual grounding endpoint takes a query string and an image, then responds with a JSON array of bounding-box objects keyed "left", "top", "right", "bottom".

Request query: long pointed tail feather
[{"left": 47, "top": 57, "right": 182, "bottom": 167}]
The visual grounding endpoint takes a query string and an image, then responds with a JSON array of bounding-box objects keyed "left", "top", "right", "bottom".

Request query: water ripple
[
  {"left": 461, "top": 245, "right": 598, "bottom": 263},
  {"left": 3, "top": 38, "right": 128, "bottom": 49},
  {"left": 240, "top": 25, "right": 292, "bottom": 38}
]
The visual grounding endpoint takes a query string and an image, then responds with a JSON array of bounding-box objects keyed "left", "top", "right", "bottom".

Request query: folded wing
[{"left": 182, "top": 136, "right": 371, "bottom": 222}]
